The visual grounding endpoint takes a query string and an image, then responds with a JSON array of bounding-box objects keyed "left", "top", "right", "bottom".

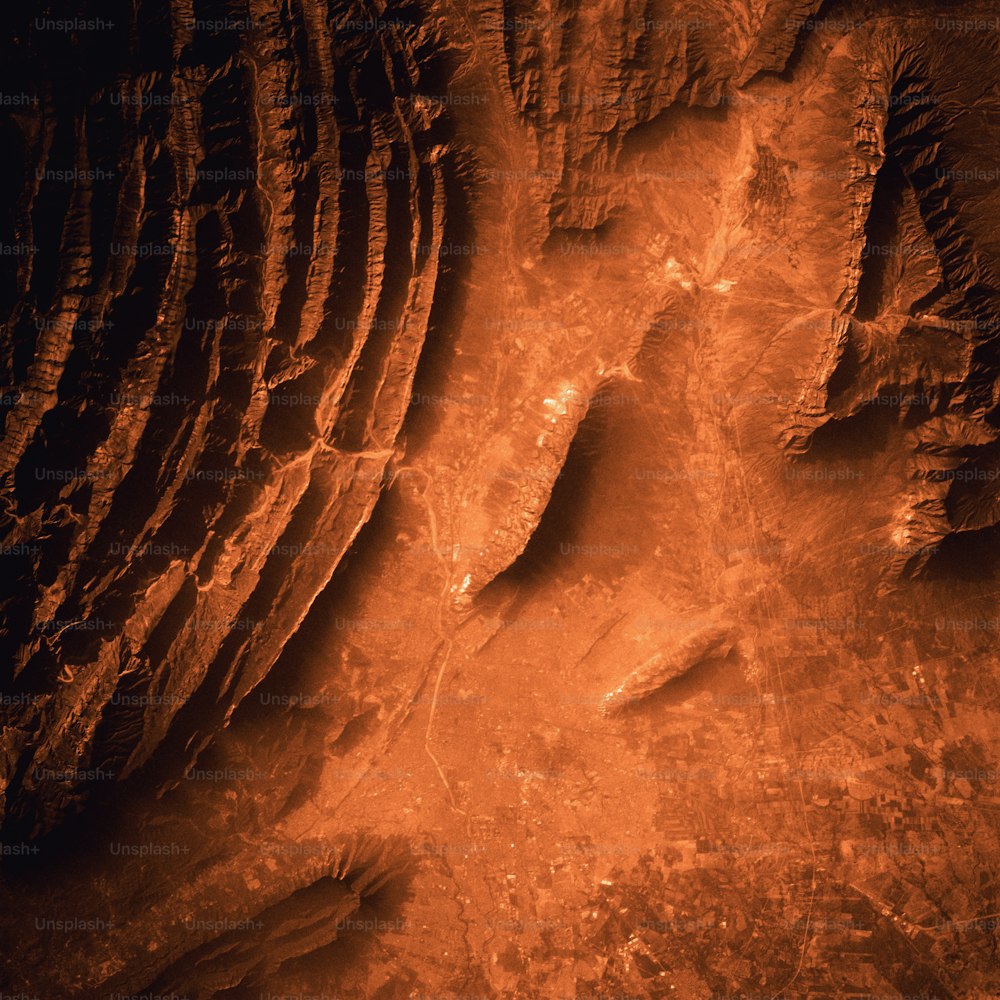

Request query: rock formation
[{"left": 2, "top": 2, "right": 1000, "bottom": 997}]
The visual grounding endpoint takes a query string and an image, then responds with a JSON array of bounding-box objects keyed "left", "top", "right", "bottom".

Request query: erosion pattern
[{"left": 3, "top": 1, "right": 1000, "bottom": 998}]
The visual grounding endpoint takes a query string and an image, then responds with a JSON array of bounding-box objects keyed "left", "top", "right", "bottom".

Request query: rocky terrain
[{"left": 2, "top": 1, "right": 1000, "bottom": 997}]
